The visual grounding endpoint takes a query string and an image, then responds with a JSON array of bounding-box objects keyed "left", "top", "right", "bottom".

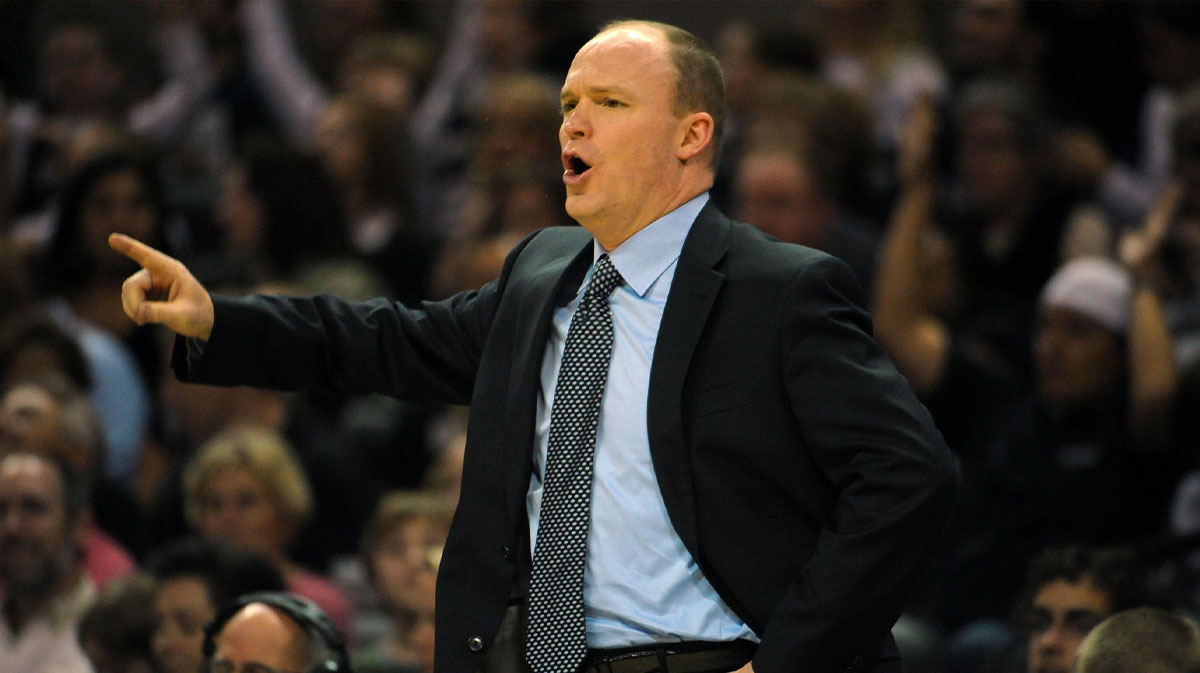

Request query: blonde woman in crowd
[{"left": 182, "top": 425, "right": 353, "bottom": 634}]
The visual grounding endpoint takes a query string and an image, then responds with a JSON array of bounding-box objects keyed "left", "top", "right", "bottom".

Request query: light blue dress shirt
[{"left": 527, "top": 193, "right": 758, "bottom": 648}]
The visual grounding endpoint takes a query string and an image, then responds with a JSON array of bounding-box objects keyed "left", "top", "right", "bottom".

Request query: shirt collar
[{"left": 594, "top": 192, "right": 708, "bottom": 297}]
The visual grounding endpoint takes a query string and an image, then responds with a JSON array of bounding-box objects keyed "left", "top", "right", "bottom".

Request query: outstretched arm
[{"left": 109, "top": 233, "right": 215, "bottom": 340}]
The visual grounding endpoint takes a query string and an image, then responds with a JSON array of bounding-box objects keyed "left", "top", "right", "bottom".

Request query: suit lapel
[
  {"left": 503, "top": 235, "right": 593, "bottom": 518},
  {"left": 646, "top": 203, "right": 730, "bottom": 555}
]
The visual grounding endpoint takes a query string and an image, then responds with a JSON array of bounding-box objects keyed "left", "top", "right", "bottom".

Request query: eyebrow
[{"left": 560, "top": 85, "right": 633, "bottom": 102}]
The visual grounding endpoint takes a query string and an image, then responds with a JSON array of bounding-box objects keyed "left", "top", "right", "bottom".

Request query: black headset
[{"left": 202, "top": 591, "right": 350, "bottom": 673}]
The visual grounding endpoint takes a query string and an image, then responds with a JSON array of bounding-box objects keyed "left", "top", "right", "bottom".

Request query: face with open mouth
[{"left": 557, "top": 26, "right": 699, "bottom": 246}]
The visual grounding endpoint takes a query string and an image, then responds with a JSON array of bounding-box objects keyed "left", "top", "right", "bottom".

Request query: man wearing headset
[{"left": 204, "top": 592, "right": 350, "bottom": 673}]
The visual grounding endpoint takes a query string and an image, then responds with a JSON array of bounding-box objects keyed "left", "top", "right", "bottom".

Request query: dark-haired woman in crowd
[
  {"left": 147, "top": 537, "right": 285, "bottom": 673},
  {"left": 36, "top": 148, "right": 186, "bottom": 489}
]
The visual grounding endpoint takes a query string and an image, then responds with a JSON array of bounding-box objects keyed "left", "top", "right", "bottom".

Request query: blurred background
[{"left": 1, "top": 2, "right": 1199, "bottom": 673}]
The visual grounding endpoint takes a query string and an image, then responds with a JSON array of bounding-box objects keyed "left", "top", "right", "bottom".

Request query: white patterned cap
[{"left": 1039, "top": 257, "right": 1132, "bottom": 334}]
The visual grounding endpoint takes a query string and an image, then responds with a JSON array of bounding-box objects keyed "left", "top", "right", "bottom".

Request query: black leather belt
[{"left": 578, "top": 640, "right": 755, "bottom": 673}]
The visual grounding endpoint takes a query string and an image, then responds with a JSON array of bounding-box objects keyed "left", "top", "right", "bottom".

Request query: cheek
[{"left": 372, "top": 553, "right": 409, "bottom": 586}]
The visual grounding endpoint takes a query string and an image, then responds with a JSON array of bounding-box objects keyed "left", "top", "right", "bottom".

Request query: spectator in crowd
[
  {"left": 146, "top": 536, "right": 285, "bottom": 673},
  {"left": 216, "top": 140, "right": 349, "bottom": 284},
  {"left": 880, "top": 92, "right": 1184, "bottom": 621},
  {"left": 943, "top": 80, "right": 1107, "bottom": 378},
  {"left": 0, "top": 372, "right": 138, "bottom": 582},
  {"left": 4, "top": 9, "right": 215, "bottom": 223},
  {"left": 945, "top": 0, "right": 1044, "bottom": 92},
  {"left": 36, "top": 148, "right": 182, "bottom": 484},
  {"left": 355, "top": 491, "right": 451, "bottom": 673},
  {"left": 182, "top": 425, "right": 353, "bottom": 634},
  {"left": 950, "top": 546, "right": 1156, "bottom": 673},
  {"left": 932, "top": 254, "right": 1181, "bottom": 628},
  {"left": 315, "top": 92, "right": 434, "bottom": 303},
  {"left": 1054, "top": 2, "right": 1200, "bottom": 227},
  {"left": 0, "top": 451, "right": 95, "bottom": 673},
  {"left": 1074, "top": 607, "right": 1200, "bottom": 673},
  {"left": 1018, "top": 548, "right": 1150, "bottom": 673},
  {"left": 734, "top": 143, "right": 879, "bottom": 294},
  {"left": 204, "top": 592, "right": 350, "bottom": 673},
  {"left": 78, "top": 573, "right": 157, "bottom": 673},
  {"left": 1134, "top": 87, "right": 1200, "bottom": 368},
  {"left": 805, "top": 0, "right": 946, "bottom": 156}
]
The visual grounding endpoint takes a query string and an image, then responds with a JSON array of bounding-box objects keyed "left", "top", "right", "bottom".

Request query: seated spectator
[
  {"left": 355, "top": 491, "right": 451, "bottom": 673},
  {"left": 1074, "top": 607, "right": 1200, "bottom": 673},
  {"left": 182, "top": 425, "right": 353, "bottom": 634},
  {"left": 203, "top": 591, "right": 349, "bottom": 673},
  {"left": 0, "top": 452, "right": 95, "bottom": 673},
  {"left": 733, "top": 143, "right": 879, "bottom": 294},
  {"left": 146, "top": 537, "right": 285, "bottom": 673},
  {"left": 78, "top": 574, "right": 157, "bottom": 673},
  {"left": 36, "top": 148, "right": 184, "bottom": 484},
  {"left": 950, "top": 545, "right": 1157, "bottom": 673}
]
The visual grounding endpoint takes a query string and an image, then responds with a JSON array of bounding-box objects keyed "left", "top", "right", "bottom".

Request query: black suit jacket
[{"left": 176, "top": 203, "right": 956, "bottom": 673}]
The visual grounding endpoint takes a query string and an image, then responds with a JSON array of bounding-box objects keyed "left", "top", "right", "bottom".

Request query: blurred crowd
[{"left": 1, "top": 1, "right": 1199, "bottom": 672}]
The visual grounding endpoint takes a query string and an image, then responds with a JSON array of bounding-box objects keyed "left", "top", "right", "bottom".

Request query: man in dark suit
[{"left": 111, "top": 20, "right": 955, "bottom": 673}]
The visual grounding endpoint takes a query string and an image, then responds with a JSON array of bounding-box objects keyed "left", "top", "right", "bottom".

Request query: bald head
[
  {"left": 597, "top": 20, "right": 726, "bottom": 168},
  {"left": 209, "top": 603, "right": 311, "bottom": 673},
  {"left": 1075, "top": 608, "right": 1200, "bottom": 673}
]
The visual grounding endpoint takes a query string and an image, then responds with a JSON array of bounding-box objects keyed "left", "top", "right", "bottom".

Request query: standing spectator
[
  {"left": 5, "top": 9, "right": 216, "bottom": 223},
  {"left": 935, "top": 255, "right": 1182, "bottom": 628},
  {"left": 0, "top": 451, "right": 95, "bottom": 673},
  {"left": 314, "top": 93, "right": 434, "bottom": 303},
  {"left": 215, "top": 141, "right": 348, "bottom": 285}
]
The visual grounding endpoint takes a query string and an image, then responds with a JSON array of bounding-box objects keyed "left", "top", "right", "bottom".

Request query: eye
[
  {"left": 561, "top": 100, "right": 577, "bottom": 114},
  {"left": 601, "top": 98, "right": 622, "bottom": 108}
]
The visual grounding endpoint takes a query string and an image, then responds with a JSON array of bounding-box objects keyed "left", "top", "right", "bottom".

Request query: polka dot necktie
[{"left": 526, "top": 254, "right": 623, "bottom": 673}]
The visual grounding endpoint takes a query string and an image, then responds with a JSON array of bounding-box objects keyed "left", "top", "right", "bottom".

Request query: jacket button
[
  {"left": 468, "top": 636, "right": 484, "bottom": 652},
  {"left": 502, "top": 545, "right": 513, "bottom": 560}
]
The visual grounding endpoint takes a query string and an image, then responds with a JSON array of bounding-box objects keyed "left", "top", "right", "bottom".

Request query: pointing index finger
[{"left": 108, "top": 232, "right": 174, "bottom": 272}]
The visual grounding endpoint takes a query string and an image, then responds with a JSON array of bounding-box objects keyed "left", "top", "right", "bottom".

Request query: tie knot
[{"left": 586, "top": 254, "right": 623, "bottom": 301}]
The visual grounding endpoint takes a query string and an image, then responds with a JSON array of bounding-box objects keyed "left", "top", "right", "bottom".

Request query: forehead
[
  {"left": 3, "top": 385, "right": 59, "bottom": 416},
  {"left": 563, "top": 27, "right": 675, "bottom": 92},
  {"left": 216, "top": 605, "right": 309, "bottom": 669},
  {"left": 0, "top": 456, "right": 64, "bottom": 499},
  {"left": 1033, "top": 577, "right": 1111, "bottom": 614}
]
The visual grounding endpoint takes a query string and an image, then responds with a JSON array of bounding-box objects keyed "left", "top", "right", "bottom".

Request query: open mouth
[{"left": 563, "top": 153, "right": 592, "bottom": 177}]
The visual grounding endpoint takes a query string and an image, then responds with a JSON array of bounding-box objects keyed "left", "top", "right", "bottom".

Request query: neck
[{"left": 587, "top": 179, "right": 709, "bottom": 250}]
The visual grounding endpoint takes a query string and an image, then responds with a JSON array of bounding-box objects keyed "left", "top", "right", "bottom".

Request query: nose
[
  {"left": 1035, "top": 624, "right": 1067, "bottom": 654},
  {"left": 561, "top": 105, "right": 590, "bottom": 140}
]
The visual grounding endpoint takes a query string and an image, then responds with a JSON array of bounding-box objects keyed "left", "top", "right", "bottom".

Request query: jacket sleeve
[
  {"left": 755, "top": 255, "right": 958, "bottom": 673},
  {"left": 172, "top": 233, "right": 536, "bottom": 405}
]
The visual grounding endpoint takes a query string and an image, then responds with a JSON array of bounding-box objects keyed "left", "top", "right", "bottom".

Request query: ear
[{"left": 676, "top": 111, "right": 715, "bottom": 163}]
